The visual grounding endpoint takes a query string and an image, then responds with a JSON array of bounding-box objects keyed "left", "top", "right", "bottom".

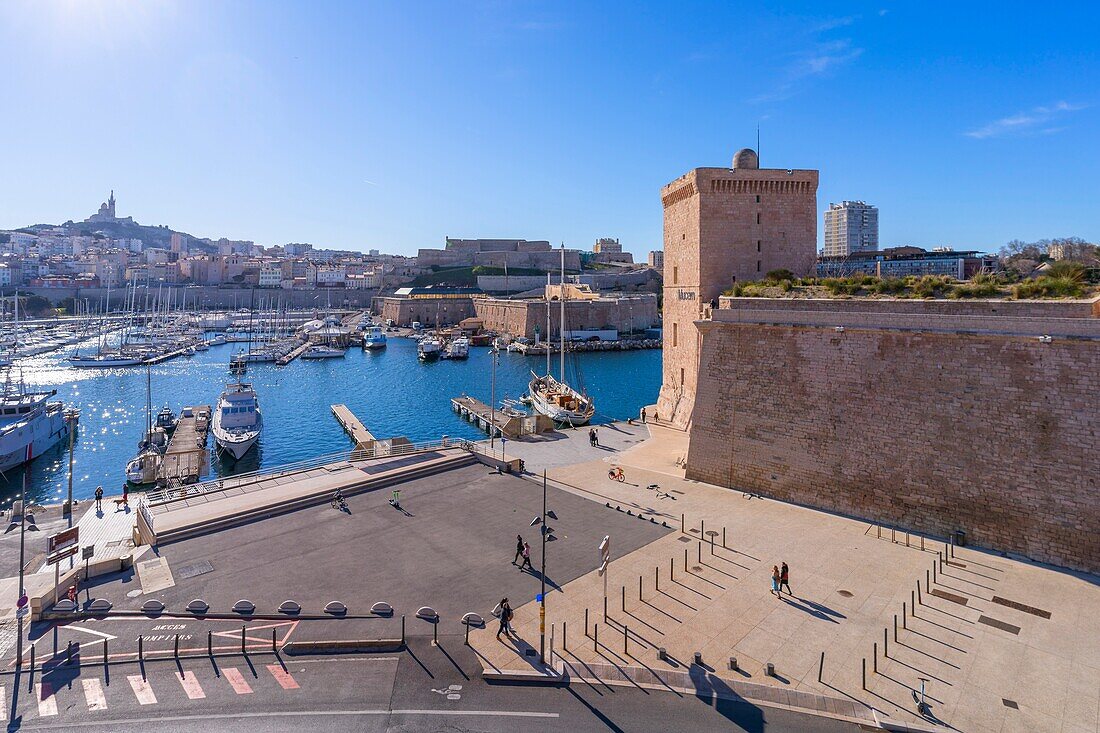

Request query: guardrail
[{"left": 146, "top": 436, "right": 481, "bottom": 507}]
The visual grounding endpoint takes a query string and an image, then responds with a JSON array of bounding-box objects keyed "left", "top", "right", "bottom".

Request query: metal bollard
[
  {"left": 862, "top": 658, "right": 866, "bottom": 689},
  {"left": 684, "top": 548, "right": 688, "bottom": 571},
  {"left": 884, "top": 627, "right": 889, "bottom": 657},
  {"left": 174, "top": 634, "right": 179, "bottom": 658},
  {"left": 670, "top": 557, "right": 674, "bottom": 581},
  {"left": 563, "top": 621, "right": 567, "bottom": 651},
  {"left": 603, "top": 596, "right": 607, "bottom": 621},
  {"left": 433, "top": 621, "right": 438, "bottom": 646},
  {"left": 622, "top": 585, "right": 625, "bottom": 611},
  {"left": 694, "top": 651, "right": 702, "bottom": 665},
  {"left": 906, "top": 531, "right": 910, "bottom": 547},
  {"left": 701, "top": 519, "right": 705, "bottom": 537},
  {"left": 138, "top": 635, "right": 144, "bottom": 662},
  {"left": 873, "top": 642, "right": 877, "bottom": 672},
  {"left": 208, "top": 630, "right": 212, "bottom": 656},
  {"left": 917, "top": 581, "right": 922, "bottom": 605},
  {"left": 103, "top": 638, "right": 108, "bottom": 666},
  {"left": 697, "top": 542, "right": 701, "bottom": 563},
  {"left": 891, "top": 527, "right": 895, "bottom": 543},
  {"left": 681, "top": 513, "right": 685, "bottom": 532},
  {"left": 585, "top": 608, "right": 589, "bottom": 637},
  {"left": 933, "top": 562, "right": 937, "bottom": 583},
  {"left": 921, "top": 535, "right": 925, "bottom": 551},
  {"left": 638, "top": 576, "right": 642, "bottom": 600},
  {"left": 655, "top": 567, "right": 659, "bottom": 591},
  {"left": 624, "top": 624, "right": 628, "bottom": 655},
  {"left": 876, "top": 525, "right": 881, "bottom": 539},
  {"left": 241, "top": 626, "right": 246, "bottom": 655},
  {"left": 66, "top": 641, "right": 74, "bottom": 666},
  {"left": 927, "top": 568, "right": 931, "bottom": 588},
  {"left": 273, "top": 628, "right": 278, "bottom": 653},
  {"left": 722, "top": 527, "right": 727, "bottom": 548},
  {"left": 903, "top": 603, "right": 907, "bottom": 629},
  {"left": 894, "top": 615, "right": 898, "bottom": 642},
  {"left": 594, "top": 623, "right": 598, "bottom": 652},
  {"left": 401, "top": 615, "right": 406, "bottom": 645},
  {"left": 729, "top": 656, "right": 738, "bottom": 671},
  {"left": 818, "top": 651, "right": 825, "bottom": 682}
]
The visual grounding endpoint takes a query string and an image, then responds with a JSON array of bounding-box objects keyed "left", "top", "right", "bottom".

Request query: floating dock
[
  {"left": 331, "top": 403, "right": 375, "bottom": 449},
  {"left": 277, "top": 342, "right": 311, "bottom": 366},
  {"left": 158, "top": 405, "right": 211, "bottom": 486},
  {"left": 451, "top": 395, "right": 555, "bottom": 439}
]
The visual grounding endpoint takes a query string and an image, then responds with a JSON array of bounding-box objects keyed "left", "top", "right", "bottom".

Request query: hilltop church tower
[{"left": 656, "top": 148, "right": 819, "bottom": 428}]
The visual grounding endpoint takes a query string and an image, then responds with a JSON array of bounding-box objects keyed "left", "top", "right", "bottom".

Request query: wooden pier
[
  {"left": 158, "top": 405, "right": 211, "bottom": 486},
  {"left": 277, "top": 341, "right": 311, "bottom": 366},
  {"left": 331, "top": 404, "right": 375, "bottom": 449},
  {"left": 451, "top": 395, "right": 555, "bottom": 439}
]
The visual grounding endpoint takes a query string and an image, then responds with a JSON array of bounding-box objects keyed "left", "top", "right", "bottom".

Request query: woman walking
[
  {"left": 520, "top": 541, "right": 533, "bottom": 571},
  {"left": 771, "top": 565, "right": 781, "bottom": 597},
  {"left": 496, "top": 598, "right": 514, "bottom": 640}
]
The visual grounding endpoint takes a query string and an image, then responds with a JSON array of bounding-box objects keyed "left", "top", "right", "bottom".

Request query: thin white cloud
[
  {"left": 750, "top": 39, "right": 864, "bottom": 104},
  {"left": 965, "top": 102, "right": 1086, "bottom": 139}
]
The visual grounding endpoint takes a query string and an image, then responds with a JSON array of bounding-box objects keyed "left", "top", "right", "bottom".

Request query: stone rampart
[{"left": 686, "top": 299, "right": 1100, "bottom": 572}]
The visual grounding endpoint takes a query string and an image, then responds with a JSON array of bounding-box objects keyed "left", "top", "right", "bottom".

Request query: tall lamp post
[
  {"left": 489, "top": 346, "right": 497, "bottom": 452},
  {"left": 532, "top": 470, "right": 557, "bottom": 665}
]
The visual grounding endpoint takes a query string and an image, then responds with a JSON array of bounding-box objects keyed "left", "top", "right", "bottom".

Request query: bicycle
[
  {"left": 608, "top": 466, "right": 625, "bottom": 482},
  {"left": 645, "top": 483, "right": 675, "bottom": 500}
]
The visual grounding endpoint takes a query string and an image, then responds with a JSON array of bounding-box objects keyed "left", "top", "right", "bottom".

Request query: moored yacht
[
  {"left": 0, "top": 383, "right": 71, "bottom": 473},
  {"left": 443, "top": 336, "right": 470, "bottom": 360},
  {"left": 417, "top": 336, "right": 443, "bottom": 362},
  {"left": 212, "top": 381, "right": 263, "bottom": 460},
  {"left": 301, "top": 344, "right": 347, "bottom": 359},
  {"left": 363, "top": 325, "right": 387, "bottom": 350}
]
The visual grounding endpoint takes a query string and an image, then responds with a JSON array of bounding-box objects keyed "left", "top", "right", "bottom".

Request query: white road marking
[
  {"left": 36, "top": 682, "right": 58, "bottom": 717},
  {"left": 0, "top": 684, "right": 5, "bottom": 721},
  {"left": 176, "top": 670, "right": 206, "bottom": 700},
  {"left": 127, "top": 675, "right": 157, "bottom": 705},
  {"left": 82, "top": 678, "right": 107, "bottom": 711}
]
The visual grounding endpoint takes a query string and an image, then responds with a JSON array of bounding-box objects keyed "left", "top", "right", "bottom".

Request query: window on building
[
  {"left": 757, "top": 260, "right": 761, "bottom": 272},
  {"left": 756, "top": 212, "right": 761, "bottom": 225},
  {"left": 672, "top": 322, "right": 678, "bottom": 347},
  {"left": 755, "top": 195, "right": 760, "bottom": 203},
  {"left": 673, "top": 266, "right": 678, "bottom": 285},
  {"left": 680, "top": 367, "right": 685, "bottom": 386},
  {"left": 757, "top": 240, "right": 761, "bottom": 253}
]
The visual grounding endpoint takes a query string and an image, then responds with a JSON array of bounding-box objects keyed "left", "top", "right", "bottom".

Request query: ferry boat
[
  {"left": 301, "top": 344, "right": 347, "bottom": 359},
  {"left": 0, "top": 384, "right": 70, "bottom": 473},
  {"left": 212, "top": 380, "right": 263, "bottom": 460},
  {"left": 417, "top": 336, "right": 443, "bottom": 362},
  {"left": 363, "top": 325, "right": 387, "bottom": 350}
]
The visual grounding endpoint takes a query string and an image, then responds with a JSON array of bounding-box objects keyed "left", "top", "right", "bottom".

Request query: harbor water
[{"left": 2, "top": 337, "right": 660, "bottom": 506}]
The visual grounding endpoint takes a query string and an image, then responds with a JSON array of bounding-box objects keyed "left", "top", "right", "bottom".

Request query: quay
[
  {"left": 451, "top": 394, "right": 554, "bottom": 439},
  {"left": 331, "top": 403, "right": 375, "bottom": 448},
  {"left": 142, "top": 341, "right": 201, "bottom": 365},
  {"left": 157, "top": 404, "right": 211, "bottom": 486}
]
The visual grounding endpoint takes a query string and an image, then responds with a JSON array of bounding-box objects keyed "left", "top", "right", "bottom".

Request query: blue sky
[{"left": 1, "top": 1, "right": 1097, "bottom": 256}]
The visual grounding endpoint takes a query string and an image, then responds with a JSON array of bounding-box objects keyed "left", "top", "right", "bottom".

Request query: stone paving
[{"left": 473, "top": 421, "right": 1100, "bottom": 733}]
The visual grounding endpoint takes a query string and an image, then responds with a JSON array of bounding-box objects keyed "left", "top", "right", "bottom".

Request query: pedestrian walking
[
  {"left": 512, "top": 534, "right": 524, "bottom": 565},
  {"left": 587, "top": 428, "right": 595, "bottom": 446},
  {"left": 520, "top": 541, "right": 533, "bottom": 571},
  {"left": 120, "top": 483, "right": 129, "bottom": 509},
  {"left": 94, "top": 486, "right": 103, "bottom": 512},
  {"left": 640, "top": 407, "right": 647, "bottom": 424},
  {"left": 771, "top": 565, "right": 781, "bottom": 597},
  {"left": 592, "top": 429, "right": 599, "bottom": 447},
  {"left": 780, "top": 562, "right": 792, "bottom": 595},
  {"left": 496, "top": 598, "right": 514, "bottom": 639}
]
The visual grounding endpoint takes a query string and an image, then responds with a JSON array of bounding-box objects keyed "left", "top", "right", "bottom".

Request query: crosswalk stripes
[
  {"left": 82, "top": 678, "right": 107, "bottom": 711},
  {"left": 127, "top": 674, "right": 158, "bottom": 705},
  {"left": 1, "top": 684, "right": 6, "bottom": 721},
  {"left": 223, "top": 667, "right": 254, "bottom": 694},
  {"left": 266, "top": 664, "right": 300, "bottom": 690},
  {"left": 36, "top": 682, "right": 58, "bottom": 717},
  {"left": 176, "top": 670, "right": 206, "bottom": 700}
]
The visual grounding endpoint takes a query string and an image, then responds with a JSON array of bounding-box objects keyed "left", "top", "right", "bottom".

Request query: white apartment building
[
  {"left": 315, "top": 265, "right": 346, "bottom": 287},
  {"left": 0, "top": 265, "right": 12, "bottom": 286},
  {"left": 648, "top": 250, "right": 664, "bottom": 269},
  {"left": 824, "top": 201, "right": 879, "bottom": 257},
  {"left": 259, "top": 265, "right": 283, "bottom": 288}
]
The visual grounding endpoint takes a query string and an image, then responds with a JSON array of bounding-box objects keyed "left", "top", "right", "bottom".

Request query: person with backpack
[
  {"left": 519, "top": 541, "right": 533, "bottom": 571},
  {"left": 496, "top": 598, "right": 514, "bottom": 640}
]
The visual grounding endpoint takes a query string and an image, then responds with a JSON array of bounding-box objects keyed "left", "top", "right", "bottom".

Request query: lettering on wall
[{"left": 677, "top": 290, "right": 696, "bottom": 301}]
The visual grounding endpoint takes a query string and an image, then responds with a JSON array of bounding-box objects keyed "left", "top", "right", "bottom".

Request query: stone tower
[
  {"left": 107, "top": 190, "right": 116, "bottom": 218},
  {"left": 655, "top": 148, "right": 818, "bottom": 428}
]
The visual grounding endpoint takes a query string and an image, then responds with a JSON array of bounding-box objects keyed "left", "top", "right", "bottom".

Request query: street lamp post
[
  {"left": 539, "top": 470, "right": 547, "bottom": 664},
  {"left": 489, "top": 346, "right": 498, "bottom": 452},
  {"left": 15, "top": 459, "right": 28, "bottom": 668}
]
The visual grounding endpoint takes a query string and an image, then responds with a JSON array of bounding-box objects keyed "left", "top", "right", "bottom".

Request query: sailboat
[
  {"left": 126, "top": 366, "right": 167, "bottom": 485},
  {"left": 528, "top": 245, "right": 596, "bottom": 426}
]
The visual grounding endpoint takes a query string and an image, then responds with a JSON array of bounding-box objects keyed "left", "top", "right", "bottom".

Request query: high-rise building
[
  {"left": 648, "top": 250, "right": 664, "bottom": 269},
  {"left": 656, "top": 147, "right": 818, "bottom": 427},
  {"left": 593, "top": 237, "right": 622, "bottom": 253},
  {"left": 823, "top": 201, "right": 878, "bottom": 257}
]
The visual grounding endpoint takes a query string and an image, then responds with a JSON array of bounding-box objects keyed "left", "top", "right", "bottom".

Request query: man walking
[
  {"left": 640, "top": 407, "right": 646, "bottom": 424},
  {"left": 592, "top": 429, "right": 599, "bottom": 447},
  {"left": 496, "top": 598, "right": 514, "bottom": 640},
  {"left": 519, "top": 541, "right": 533, "bottom": 571},
  {"left": 512, "top": 534, "right": 524, "bottom": 565},
  {"left": 94, "top": 485, "right": 103, "bottom": 512},
  {"left": 780, "top": 562, "right": 792, "bottom": 595}
]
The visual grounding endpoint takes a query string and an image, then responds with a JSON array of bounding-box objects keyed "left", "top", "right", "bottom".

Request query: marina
[
  {"left": 1, "top": 323, "right": 660, "bottom": 507},
  {"left": 157, "top": 404, "right": 211, "bottom": 486}
]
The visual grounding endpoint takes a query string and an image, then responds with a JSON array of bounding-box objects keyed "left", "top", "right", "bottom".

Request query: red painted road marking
[
  {"left": 0, "top": 685, "right": 6, "bottom": 721},
  {"left": 127, "top": 675, "right": 158, "bottom": 705},
  {"left": 176, "top": 670, "right": 206, "bottom": 700},
  {"left": 36, "top": 682, "right": 58, "bottom": 717},
  {"left": 266, "top": 664, "right": 300, "bottom": 690},
  {"left": 223, "top": 667, "right": 253, "bottom": 695},
  {"left": 82, "top": 678, "right": 107, "bottom": 711}
]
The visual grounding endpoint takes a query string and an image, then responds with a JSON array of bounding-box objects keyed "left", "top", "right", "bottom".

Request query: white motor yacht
[
  {"left": 444, "top": 336, "right": 470, "bottom": 360},
  {"left": 301, "top": 344, "right": 347, "bottom": 359},
  {"left": 0, "top": 385, "right": 70, "bottom": 473},
  {"left": 417, "top": 336, "right": 443, "bottom": 362},
  {"left": 212, "top": 381, "right": 263, "bottom": 460}
]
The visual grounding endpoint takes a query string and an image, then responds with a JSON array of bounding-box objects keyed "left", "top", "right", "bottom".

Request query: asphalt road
[{"left": 2, "top": 637, "right": 860, "bottom": 733}]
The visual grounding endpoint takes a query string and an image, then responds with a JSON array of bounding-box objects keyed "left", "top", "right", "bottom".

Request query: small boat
[
  {"left": 208, "top": 334, "right": 227, "bottom": 346},
  {"left": 68, "top": 353, "right": 147, "bottom": 368},
  {"left": 125, "top": 447, "right": 161, "bottom": 486},
  {"left": 528, "top": 372, "right": 596, "bottom": 426},
  {"left": 363, "top": 325, "right": 387, "bottom": 350},
  {"left": 417, "top": 336, "right": 443, "bottom": 362},
  {"left": 443, "top": 336, "right": 470, "bottom": 360},
  {"left": 155, "top": 405, "right": 178, "bottom": 433},
  {"left": 212, "top": 380, "right": 262, "bottom": 460},
  {"left": 301, "top": 345, "right": 347, "bottom": 359}
]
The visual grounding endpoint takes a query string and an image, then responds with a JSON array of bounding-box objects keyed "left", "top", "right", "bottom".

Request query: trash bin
[{"left": 954, "top": 530, "right": 966, "bottom": 547}]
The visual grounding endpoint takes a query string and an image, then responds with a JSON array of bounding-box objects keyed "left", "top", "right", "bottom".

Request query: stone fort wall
[{"left": 685, "top": 298, "right": 1100, "bottom": 572}]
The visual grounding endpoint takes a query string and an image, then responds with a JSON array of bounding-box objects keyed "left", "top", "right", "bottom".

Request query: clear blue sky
[{"left": 1, "top": 1, "right": 1097, "bottom": 256}]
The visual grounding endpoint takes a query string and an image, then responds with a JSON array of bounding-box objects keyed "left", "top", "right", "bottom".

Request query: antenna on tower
[{"left": 756, "top": 125, "right": 761, "bottom": 165}]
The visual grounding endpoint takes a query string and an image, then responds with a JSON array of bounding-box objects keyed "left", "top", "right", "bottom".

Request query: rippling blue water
[{"left": 2, "top": 338, "right": 660, "bottom": 505}]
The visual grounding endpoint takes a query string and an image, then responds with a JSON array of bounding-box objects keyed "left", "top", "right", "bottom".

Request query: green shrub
[
  {"left": 779, "top": 279, "right": 792, "bottom": 292},
  {"left": 764, "top": 268, "right": 795, "bottom": 282},
  {"left": 1013, "top": 276, "right": 1086, "bottom": 299}
]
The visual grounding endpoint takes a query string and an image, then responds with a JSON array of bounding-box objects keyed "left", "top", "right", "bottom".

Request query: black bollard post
[
  {"left": 701, "top": 519, "right": 705, "bottom": 538},
  {"left": 594, "top": 623, "right": 598, "bottom": 652},
  {"left": 681, "top": 513, "right": 685, "bottom": 532},
  {"left": 884, "top": 627, "right": 888, "bottom": 658},
  {"left": 138, "top": 635, "right": 143, "bottom": 662},
  {"left": 603, "top": 596, "right": 607, "bottom": 621},
  {"left": 917, "top": 581, "right": 922, "bottom": 605},
  {"left": 208, "top": 630, "right": 212, "bottom": 656},
  {"left": 655, "top": 567, "right": 659, "bottom": 591},
  {"left": 862, "top": 658, "right": 867, "bottom": 689},
  {"left": 273, "top": 628, "right": 277, "bottom": 653},
  {"left": 401, "top": 615, "right": 406, "bottom": 645},
  {"left": 242, "top": 626, "right": 246, "bottom": 655},
  {"left": 684, "top": 548, "right": 688, "bottom": 571},
  {"left": 624, "top": 624, "right": 628, "bottom": 655},
  {"left": 585, "top": 608, "right": 589, "bottom": 637},
  {"left": 921, "top": 535, "right": 925, "bottom": 551},
  {"left": 66, "top": 641, "right": 73, "bottom": 666},
  {"left": 670, "top": 557, "right": 674, "bottom": 581},
  {"left": 697, "top": 542, "right": 701, "bottom": 563},
  {"left": 722, "top": 527, "right": 727, "bottom": 549},
  {"left": 563, "top": 621, "right": 567, "bottom": 651},
  {"left": 174, "top": 634, "right": 179, "bottom": 658},
  {"left": 638, "top": 575, "right": 642, "bottom": 600},
  {"left": 894, "top": 615, "right": 898, "bottom": 642},
  {"left": 903, "top": 603, "right": 907, "bottom": 629},
  {"left": 103, "top": 638, "right": 108, "bottom": 667},
  {"left": 926, "top": 568, "right": 931, "bottom": 589},
  {"left": 873, "top": 642, "right": 877, "bottom": 672},
  {"left": 818, "top": 651, "right": 825, "bottom": 683},
  {"left": 622, "top": 585, "right": 625, "bottom": 611},
  {"left": 433, "top": 621, "right": 438, "bottom": 646}
]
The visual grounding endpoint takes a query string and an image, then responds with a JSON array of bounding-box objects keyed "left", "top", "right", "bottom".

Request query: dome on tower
[{"left": 732, "top": 148, "right": 759, "bottom": 170}]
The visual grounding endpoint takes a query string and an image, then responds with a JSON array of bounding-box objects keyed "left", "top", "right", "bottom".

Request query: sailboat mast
[
  {"left": 545, "top": 272, "right": 551, "bottom": 378},
  {"left": 146, "top": 364, "right": 152, "bottom": 438},
  {"left": 559, "top": 244, "right": 565, "bottom": 383}
]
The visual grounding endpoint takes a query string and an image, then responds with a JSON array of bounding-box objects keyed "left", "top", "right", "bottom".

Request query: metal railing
[{"left": 146, "top": 436, "right": 480, "bottom": 507}]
